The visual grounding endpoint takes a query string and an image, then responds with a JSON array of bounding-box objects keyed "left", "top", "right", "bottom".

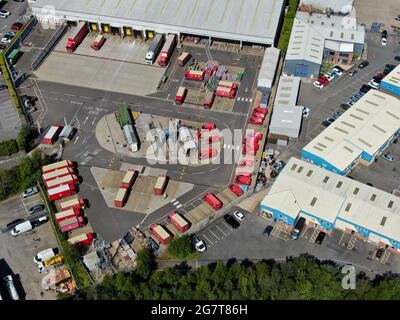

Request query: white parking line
[
  {"left": 173, "top": 201, "right": 179, "bottom": 206},
  {"left": 74, "top": 136, "right": 80, "bottom": 144},
  {"left": 170, "top": 198, "right": 176, "bottom": 203},
  {"left": 19, "top": 196, "right": 28, "bottom": 214},
  {"left": 176, "top": 204, "right": 182, "bottom": 209},
  {"left": 202, "top": 234, "right": 214, "bottom": 246},
  {"left": 209, "top": 229, "right": 221, "bottom": 241},
  {"left": 216, "top": 225, "right": 228, "bottom": 236}
]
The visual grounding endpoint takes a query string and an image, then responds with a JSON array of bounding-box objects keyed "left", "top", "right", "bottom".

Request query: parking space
[{"left": 198, "top": 218, "right": 236, "bottom": 248}]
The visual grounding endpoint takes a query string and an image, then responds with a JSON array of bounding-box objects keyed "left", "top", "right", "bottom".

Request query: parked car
[
  {"left": 1, "top": 37, "right": 12, "bottom": 44},
  {"left": 263, "top": 225, "right": 273, "bottom": 237},
  {"left": 0, "top": 10, "right": 11, "bottom": 17},
  {"left": 31, "top": 216, "right": 49, "bottom": 228},
  {"left": 395, "top": 56, "right": 400, "bottom": 62},
  {"left": 383, "top": 154, "right": 394, "bottom": 161},
  {"left": 233, "top": 211, "right": 245, "bottom": 222},
  {"left": 0, "top": 43, "right": 6, "bottom": 50},
  {"left": 382, "top": 30, "right": 387, "bottom": 38},
  {"left": 376, "top": 248, "right": 384, "bottom": 259},
  {"left": 375, "top": 73, "right": 386, "bottom": 80},
  {"left": 191, "top": 235, "right": 206, "bottom": 253},
  {"left": 360, "top": 84, "right": 372, "bottom": 93},
  {"left": 248, "top": 117, "right": 263, "bottom": 125},
  {"left": 324, "top": 73, "right": 335, "bottom": 81},
  {"left": 396, "top": 15, "right": 400, "bottom": 21},
  {"left": 223, "top": 214, "right": 240, "bottom": 229},
  {"left": 312, "top": 81, "right": 324, "bottom": 89},
  {"left": 21, "top": 187, "right": 39, "bottom": 198},
  {"left": 340, "top": 103, "right": 351, "bottom": 110},
  {"left": 270, "top": 170, "right": 279, "bottom": 178},
  {"left": 27, "top": 204, "right": 44, "bottom": 216},
  {"left": 0, "top": 12, "right": 8, "bottom": 19},
  {"left": 358, "top": 60, "right": 369, "bottom": 69},
  {"left": 384, "top": 64, "right": 396, "bottom": 74},
  {"left": 366, "top": 182, "right": 374, "bottom": 187},
  {"left": 322, "top": 118, "right": 335, "bottom": 127},
  {"left": 6, "top": 219, "right": 25, "bottom": 231},
  {"left": 302, "top": 107, "right": 310, "bottom": 118},
  {"left": 332, "top": 66, "right": 343, "bottom": 76},
  {"left": 229, "top": 184, "right": 244, "bottom": 197},
  {"left": 368, "top": 80, "right": 380, "bottom": 90},
  {"left": 348, "top": 69, "right": 358, "bottom": 76},
  {"left": 315, "top": 231, "right": 326, "bottom": 245},
  {"left": 11, "top": 22, "right": 23, "bottom": 31}
]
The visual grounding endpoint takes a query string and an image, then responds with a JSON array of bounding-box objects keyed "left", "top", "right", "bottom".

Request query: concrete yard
[
  {"left": 34, "top": 51, "right": 165, "bottom": 96},
  {"left": 0, "top": 91, "right": 22, "bottom": 140}
]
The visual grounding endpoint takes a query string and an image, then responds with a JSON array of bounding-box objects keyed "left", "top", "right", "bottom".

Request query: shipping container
[
  {"left": 43, "top": 125, "right": 62, "bottom": 145},
  {"left": 115, "top": 106, "right": 133, "bottom": 128},
  {"left": 150, "top": 224, "right": 173, "bottom": 245},
  {"left": 7, "top": 49, "right": 23, "bottom": 65},
  {"left": 185, "top": 69, "right": 204, "bottom": 81},
  {"left": 177, "top": 52, "right": 191, "bottom": 66},
  {"left": 58, "top": 216, "right": 85, "bottom": 233},
  {"left": 60, "top": 197, "right": 85, "bottom": 211},
  {"left": 42, "top": 167, "right": 75, "bottom": 182},
  {"left": 45, "top": 174, "right": 79, "bottom": 189},
  {"left": 66, "top": 22, "right": 89, "bottom": 53},
  {"left": 90, "top": 34, "right": 106, "bottom": 50},
  {"left": 123, "top": 124, "right": 140, "bottom": 152},
  {"left": 114, "top": 187, "right": 129, "bottom": 207},
  {"left": 146, "top": 34, "right": 164, "bottom": 65},
  {"left": 175, "top": 86, "right": 187, "bottom": 104},
  {"left": 218, "top": 80, "right": 235, "bottom": 88},
  {"left": 42, "top": 160, "right": 74, "bottom": 174},
  {"left": 215, "top": 85, "right": 237, "bottom": 98},
  {"left": 203, "top": 193, "right": 223, "bottom": 210},
  {"left": 157, "top": 34, "right": 176, "bottom": 67},
  {"left": 55, "top": 208, "right": 82, "bottom": 223},
  {"left": 168, "top": 211, "right": 190, "bottom": 233},
  {"left": 154, "top": 175, "right": 169, "bottom": 195},
  {"left": 203, "top": 91, "right": 215, "bottom": 109},
  {"left": 67, "top": 232, "right": 94, "bottom": 246},
  {"left": 120, "top": 169, "right": 139, "bottom": 189},
  {"left": 47, "top": 184, "right": 76, "bottom": 201}
]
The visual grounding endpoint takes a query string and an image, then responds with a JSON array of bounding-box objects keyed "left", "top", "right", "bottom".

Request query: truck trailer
[
  {"left": 177, "top": 52, "right": 191, "bottom": 66},
  {"left": 168, "top": 212, "right": 190, "bottom": 233},
  {"left": 120, "top": 169, "right": 139, "bottom": 189},
  {"left": 154, "top": 175, "right": 169, "bottom": 195},
  {"left": 114, "top": 187, "right": 129, "bottom": 207},
  {"left": 58, "top": 216, "right": 85, "bottom": 233},
  {"left": 203, "top": 91, "right": 215, "bottom": 109},
  {"left": 42, "top": 167, "right": 75, "bottom": 182},
  {"left": 43, "top": 125, "right": 62, "bottom": 145},
  {"left": 215, "top": 85, "right": 237, "bottom": 99},
  {"left": 150, "top": 224, "right": 173, "bottom": 245},
  {"left": 157, "top": 34, "right": 176, "bottom": 67},
  {"left": 59, "top": 197, "right": 85, "bottom": 211},
  {"left": 175, "top": 86, "right": 187, "bottom": 105},
  {"left": 146, "top": 34, "right": 164, "bottom": 65},
  {"left": 185, "top": 69, "right": 204, "bottom": 81},
  {"left": 66, "top": 22, "right": 89, "bottom": 53},
  {"left": 55, "top": 208, "right": 82, "bottom": 223},
  {"left": 67, "top": 232, "right": 94, "bottom": 246},
  {"left": 47, "top": 184, "right": 76, "bottom": 201},
  {"left": 42, "top": 160, "right": 74, "bottom": 174},
  {"left": 90, "top": 34, "right": 106, "bottom": 50},
  {"left": 45, "top": 174, "right": 79, "bottom": 189},
  {"left": 203, "top": 193, "right": 223, "bottom": 210}
]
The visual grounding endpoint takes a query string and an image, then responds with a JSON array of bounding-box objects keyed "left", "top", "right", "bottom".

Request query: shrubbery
[
  {"left": 0, "top": 139, "right": 19, "bottom": 156},
  {"left": 277, "top": 0, "right": 299, "bottom": 55},
  {"left": 167, "top": 236, "right": 195, "bottom": 259}
]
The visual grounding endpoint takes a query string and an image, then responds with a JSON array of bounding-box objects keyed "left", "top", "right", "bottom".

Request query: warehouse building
[
  {"left": 31, "top": 0, "right": 285, "bottom": 46},
  {"left": 284, "top": 11, "right": 365, "bottom": 78},
  {"left": 257, "top": 47, "right": 281, "bottom": 94},
  {"left": 380, "top": 64, "right": 400, "bottom": 98},
  {"left": 269, "top": 76, "right": 303, "bottom": 143},
  {"left": 298, "top": 0, "right": 354, "bottom": 14},
  {"left": 301, "top": 90, "right": 400, "bottom": 175},
  {"left": 259, "top": 157, "right": 400, "bottom": 253}
]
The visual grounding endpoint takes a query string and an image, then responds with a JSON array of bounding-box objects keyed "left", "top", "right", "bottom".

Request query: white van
[
  {"left": 10, "top": 220, "right": 33, "bottom": 236},
  {"left": 33, "top": 248, "right": 56, "bottom": 264},
  {"left": 2, "top": 275, "right": 20, "bottom": 300}
]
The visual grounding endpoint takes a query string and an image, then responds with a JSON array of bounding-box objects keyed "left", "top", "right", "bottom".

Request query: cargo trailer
[
  {"left": 185, "top": 69, "right": 204, "bottom": 81},
  {"left": 177, "top": 52, "right": 191, "bottom": 66},
  {"left": 203, "top": 193, "right": 223, "bottom": 210},
  {"left": 58, "top": 216, "right": 85, "bottom": 233},
  {"left": 45, "top": 174, "right": 79, "bottom": 189},
  {"left": 175, "top": 86, "right": 187, "bottom": 105},
  {"left": 123, "top": 124, "right": 140, "bottom": 152},
  {"left": 146, "top": 34, "right": 164, "bottom": 65},
  {"left": 42, "top": 160, "right": 74, "bottom": 174},
  {"left": 42, "top": 167, "right": 75, "bottom": 182},
  {"left": 114, "top": 187, "right": 129, "bottom": 207},
  {"left": 55, "top": 208, "right": 82, "bottom": 223},
  {"left": 150, "top": 224, "right": 173, "bottom": 245},
  {"left": 66, "top": 22, "right": 89, "bottom": 53},
  {"left": 67, "top": 232, "right": 94, "bottom": 246},
  {"left": 120, "top": 169, "right": 139, "bottom": 189},
  {"left": 60, "top": 197, "right": 85, "bottom": 211},
  {"left": 203, "top": 91, "right": 215, "bottom": 109},
  {"left": 154, "top": 175, "right": 169, "bottom": 195},
  {"left": 90, "top": 34, "right": 106, "bottom": 50},
  {"left": 47, "top": 184, "right": 76, "bottom": 201},
  {"left": 215, "top": 85, "right": 237, "bottom": 98},
  {"left": 7, "top": 49, "right": 23, "bottom": 65},
  {"left": 157, "top": 34, "right": 176, "bottom": 67},
  {"left": 168, "top": 212, "right": 190, "bottom": 233},
  {"left": 218, "top": 80, "right": 235, "bottom": 88},
  {"left": 43, "top": 125, "right": 62, "bottom": 145}
]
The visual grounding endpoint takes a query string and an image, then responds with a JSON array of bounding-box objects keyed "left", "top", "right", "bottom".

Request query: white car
[
  {"left": 191, "top": 235, "right": 206, "bottom": 252},
  {"left": 395, "top": 15, "right": 400, "bottom": 21},
  {"left": 332, "top": 68, "right": 343, "bottom": 76},
  {"left": 313, "top": 81, "right": 324, "bottom": 89},
  {"left": 1, "top": 37, "right": 11, "bottom": 44},
  {"left": 324, "top": 73, "right": 335, "bottom": 81},
  {"left": 381, "top": 38, "right": 387, "bottom": 46},
  {"left": 383, "top": 154, "right": 394, "bottom": 161},
  {"left": 233, "top": 211, "right": 245, "bottom": 221},
  {"left": 368, "top": 80, "right": 380, "bottom": 90},
  {"left": 0, "top": 10, "right": 10, "bottom": 17},
  {"left": 302, "top": 107, "right": 310, "bottom": 118}
]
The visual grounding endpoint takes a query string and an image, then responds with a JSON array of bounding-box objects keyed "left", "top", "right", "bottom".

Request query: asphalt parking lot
[
  {"left": 0, "top": 192, "right": 57, "bottom": 300},
  {"left": 198, "top": 210, "right": 400, "bottom": 277}
]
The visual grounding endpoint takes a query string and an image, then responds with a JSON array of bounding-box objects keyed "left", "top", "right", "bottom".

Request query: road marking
[
  {"left": 176, "top": 204, "right": 182, "bottom": 209},
  {"left": 173, "top": 201, "right": 179, "bottom": 206},
  {"left": 64, "top": 93, "right": 76, "bottom": 97},
  {"left": 170, "top": 198, "right": 176, "bottom": 203},
  {"left": 73, "top": 136, "right": 80, "bottom": 144},
  {"left": 209, "top": 229, "right": 220, "bottom": 240},
  {"left": 216, "top": 225, "right": 228, "bottom": 236},
  {"left": 81, "top": 136, "right": 87, "bottom": 145},
  {"left": 203, "top": 234, "right": 214, "bottom": 246},
  {"left": 83, "top": 116, "right": 89, "bottom": 124},
  {"left": 91, "top": 117, "right": 97, "bottom": 125}
]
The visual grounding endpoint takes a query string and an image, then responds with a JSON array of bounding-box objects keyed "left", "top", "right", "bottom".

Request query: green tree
[
  {"left": 167, "top": 236, "right": 194, "bottom": 259},
  {"left": 135, "top": 249, "right": 155, "bottom": 280}
]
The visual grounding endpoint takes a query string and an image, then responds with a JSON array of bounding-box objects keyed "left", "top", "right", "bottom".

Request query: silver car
[{"left": 21, "top": 187, "right": 39, "bottom": 199}]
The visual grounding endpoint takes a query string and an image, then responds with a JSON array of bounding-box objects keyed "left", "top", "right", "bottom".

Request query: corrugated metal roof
[
  {"left": 382, "top": 64, "right": 400, "bottom": 88},
  {"left": 257, "top": 47, "right": 280, "bottom": 89}
]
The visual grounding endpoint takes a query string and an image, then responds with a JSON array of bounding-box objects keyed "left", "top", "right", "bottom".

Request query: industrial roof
[
  {"left": 302, "top": 90, "right": 400, "bottom": 172},
  {"left": 382, "top": 64, "right": 400, "bottom": 88},
  {"left": 269, "top": 105, "right": 304, "bottom": 137},
  {"left": 274, "top": 76, "right": 301, "bottom": 107},
  {"left": 32, "top": 0, "right": 284, "bottom": 45},
  {"left": 261, "top": 157, "right": 400, "bottom": 242},
  {"left": 258, "top": 47, "right": 281, "bottom": 89}
]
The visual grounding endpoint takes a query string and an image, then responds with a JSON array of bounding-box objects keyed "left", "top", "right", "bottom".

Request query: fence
[{"left": 32, "top": 22, "right": 68, "bottom": 70}]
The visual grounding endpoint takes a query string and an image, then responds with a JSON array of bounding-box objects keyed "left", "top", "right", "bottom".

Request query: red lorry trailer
[
  {"left": 55, "top": 208, "right": 82, "bottom": 223},
  {"left": 66, "top": 22, "right": 88, "bottom": 53},
  {"left": 154, "top": 175, "right": 169, "bottom": 195},
  {"left": 150, "top": 224, "right": 173, "bottom": 245},
  {"left": 120, "top": 170, "right": 139, "bottom": 189},
  {"left": 168, "top": 212, "right": 190, "bottom": 233},
  {"left": 185, "top": 69, "right": 204, "bottom": 81},
  {"left": 47, "top": 184, "right": 76, "bottom": 201},
  {"left": 67, "top": 233, "right": 94, "bottom": 246},
  {"left": 58, "top": 216, "right": 85, "bottom": 233},
  {"left": 203, "top": 91, "right": 215, "bottom": 109},
  {"left": 215, "top": 85, "right": 237, "bottom": 98},
  {"left": 175, "top": 87, "right": 187, "bottom": 105},
  {"left": 45, "top": 174, "right": 79, "bottom": 189},
  {"left": 157, "top": 34, "right": 176, "bottom": 67},
  {"left": 203, "top": 193, "right": 223, "bottom": 210},
  {"left": 42, "top": 160, "right": 74, "bottom": 174},
  {"left": 42, "top": 167, "right": 75, "bottom": 182},
  {"left": 59, "top": 197, "right": 85, "bottom": 211},
  {"left": 177, "top": 52, "right": 191, "bottom": 66},
  {"left": 114, "top": 187, "right": 129, "bottom": 207},
  {"left": 43, "top": 125, "right": 62, "bottom": 145},
  {"left": 90, "top": 34, "right": 106, "bottom": 51}
]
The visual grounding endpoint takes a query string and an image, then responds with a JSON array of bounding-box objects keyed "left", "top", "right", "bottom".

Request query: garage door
[{"left": 295, "top": 64, "right": 309, "bottom": 77}]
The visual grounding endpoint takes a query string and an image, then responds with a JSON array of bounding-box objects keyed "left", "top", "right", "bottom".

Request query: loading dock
[
  {"left": 111, "top": 26, "right": 120, "bottom": 36},
  {"left": 89, "top": 22, "right": 98, "bottom": 32},
  {"left": 123, "top": 26, "right": 132, "bottom": 37},
  {"left": 101, "top": 23, "right": 110, "bottom": 33}
]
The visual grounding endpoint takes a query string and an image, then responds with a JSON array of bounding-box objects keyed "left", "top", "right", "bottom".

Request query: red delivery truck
[
  {"left": 67, "top": 233, "right": 94, "bottom": 246},
  {"left": 154, "top": 176, "right": 169, "bottom": 195},
  {"left": 90, "top": 34, "right": 106, "bottom": 50},
  {"left": 199, "top": 148, "right": 217, "bottom": 160},
  {"left": 202, "top": 123, "right": 216, "bottom": 131},
  {"left": 150, "top": 224, "right": 173, "bottom": 245},
  {"left": 45, "top": 174, "right": 79, "bottom": 189},
  {"left": 203, "top": 91, "right": 215, "bottom": 109},
  {"left": 114, "top": 187, "right": 129, "bottom": 207},
  {"left": 235, "top": 175, "right": 252, "bottom": 186},
  {"left": 175, "top": 87, "right": 187, "bottom": 105},
  {"left": 58, "top": 216, "right": 85, "bottom": 233},
  {"left": 42, "top": 167, "right": 75, "bottom": 182},
  {"left": 42, "top": 160, "right": 74, "bottom": 174},
  {"left": 55, "top": 208, "right": 82, "bottom": 223},
  {"left": 177, "top": 52, "right": 191, "bottom": 66},
  {"left": 203, "top": 193, "right": 223, "bottom": 210},
  {"left": 43, "top": 125, "right": 62, "bottom": 145},
  {"left": 60, "top": 197, "right": 85, "bottom": 211},
  {"left": 215, "top": 85, "right": 237, "bottom": 99},
  {"left": 229, "top": 184, "right": 244, "bottom": 197},
  {"left": 47, "top": 184, "right": 76, "bottom": 201},
  {"left": 168, "top": 212, "right": 190, "bottom": 233},
  {"left": 185, "top": 69, "right": 204, "bottom": 81},
  {"left": 157, "top": 34, "right": 176, "bottom": 67},
  {"left": 66, "top": 22, "right": 89, "bottom": 53},
  {"left": 120, "top": 170, "right": 139, "bottom": 189}
]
